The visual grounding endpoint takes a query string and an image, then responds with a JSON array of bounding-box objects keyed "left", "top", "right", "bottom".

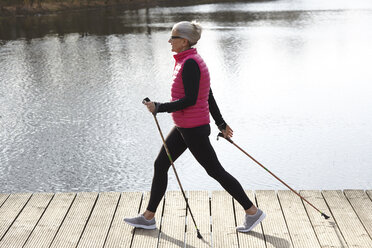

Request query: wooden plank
[
  {"left": 0, "top": 193, "right": 54, "bottom": 248},
  {"left": 300, "top": 190, "right": 348, "bottom": 248},
  {"left": 278, "top": 190, "right": 320, "bottom": 248},
  {"left": 158, "top": 191, "right": 186, "bottom": 247},
  {"left": 104, "top": 192, "right": 143, "bottom": 248},
  {"left": 23, "top": 193, "right": 76, "bottom": 248},
  {"left": 322, "top": 190, "right": 372, "bottom": 248},
  {"left": 255, "top": 190, "right": 293, "bottom": 248},
  {"left": 367, "top": 190, "right": 372, "bottom": 200},
  {"left": 344, "top": 190, "right": 372, "bottom": 239},
  {"left": 131, "top": 191, "right": 163, "bottom": 248},
  {"left": 77, "top": 192, "right": 120, "bottom": 248},
  {"left": 49, "top": 192, "right": 98, "bottom": 248},
  {"left": 0, "top": 194, "right": 9, "bottom": 207},
  {"left": 185, "top": 191, "right": 211, "bottom": 248},
  {"left": 211, "top": 191, "right": 238, "bottom": 248},
  {"left": 0, "top": 193, "right": 32, "bottom": 240},
  {"left": 234, "top": 190, "right": 266, "bottom": 248}
]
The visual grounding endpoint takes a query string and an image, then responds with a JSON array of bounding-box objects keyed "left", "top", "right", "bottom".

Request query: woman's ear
[{"left": 183, "top": 39, "right": 190, "bottom": 47}]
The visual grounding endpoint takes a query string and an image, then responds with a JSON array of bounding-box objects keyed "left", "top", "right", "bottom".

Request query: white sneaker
[
  {"left": 124, "top": 214, "right": 156, "bottom": 229},
  {"left": 236, "top": 209, "right": 266, "bottom": 233}
]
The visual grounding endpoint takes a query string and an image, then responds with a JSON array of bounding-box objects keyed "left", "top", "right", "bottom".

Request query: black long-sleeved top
[{"left": 156, "top": 59, "right": 227, "bottom": 130}]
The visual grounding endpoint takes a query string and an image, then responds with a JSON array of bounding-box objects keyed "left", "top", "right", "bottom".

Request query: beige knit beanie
[{"left": 172, "top": 21, "right": 202, "bottom": 46}]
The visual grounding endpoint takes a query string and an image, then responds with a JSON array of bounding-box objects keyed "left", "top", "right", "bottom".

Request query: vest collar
[{"left": 173, "top": 48, "right": 197, "bottom": 62}]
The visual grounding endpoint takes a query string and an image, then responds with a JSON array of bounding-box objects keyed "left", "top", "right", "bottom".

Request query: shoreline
[{"left": 0, "top": 0, "right": 246, "bottom": 16}]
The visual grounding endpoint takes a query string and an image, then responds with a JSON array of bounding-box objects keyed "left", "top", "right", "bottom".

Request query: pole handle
[
  {"left": 142, "top": 97, "right": 151, "bottom": 104},
  {"left": 217, "top": 132, "right": 233, "bottom": 144}
]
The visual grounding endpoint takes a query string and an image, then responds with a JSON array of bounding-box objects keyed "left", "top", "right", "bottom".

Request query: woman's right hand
[{"left": 222, "top": 125, "right": 233, "bottom": 139}]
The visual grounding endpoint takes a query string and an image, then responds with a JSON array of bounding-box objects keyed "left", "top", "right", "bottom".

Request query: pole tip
[
  {"left": 321, "top": 213, "right": 330, "bottom": 219},
  {"left": 197, "top": 230, "right": 203, "bottom": 239}
]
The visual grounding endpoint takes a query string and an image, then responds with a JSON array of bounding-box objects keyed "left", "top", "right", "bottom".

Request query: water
[{"left": 1, "top": 0, "right": 372, "bottom": 193}]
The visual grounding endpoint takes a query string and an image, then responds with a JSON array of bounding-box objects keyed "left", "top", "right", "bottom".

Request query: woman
[{"left": 124, "top": 21, "right": 265, "bottom": 233}]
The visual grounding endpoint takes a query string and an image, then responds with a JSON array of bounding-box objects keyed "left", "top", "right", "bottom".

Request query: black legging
[{"left": 147, "top": 124, "right": 253, "bottom": 212}]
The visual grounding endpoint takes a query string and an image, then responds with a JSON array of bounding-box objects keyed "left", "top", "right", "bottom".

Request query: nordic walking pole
[
  {"left": 217, "top": 133, "right": 330, "bottom": 219},
  {"left": 142, "top": 97, "right": 203, "bottom": 239}
]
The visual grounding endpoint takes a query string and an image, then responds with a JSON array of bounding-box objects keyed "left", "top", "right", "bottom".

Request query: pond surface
[{"left": 1, "top": 0, "right": 372, "bottom": 193}]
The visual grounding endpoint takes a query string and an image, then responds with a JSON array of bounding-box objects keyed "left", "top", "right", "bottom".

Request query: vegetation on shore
[
  {"left": 0, "top": 0, "right": 139, "bottom": 15},
  {"left": 0, "top": 0, "right": 241, "bottom": 16}
]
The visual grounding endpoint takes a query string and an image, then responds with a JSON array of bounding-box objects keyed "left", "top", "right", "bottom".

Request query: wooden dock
[{"left": 0, "top": 190, "right": 371, "bottom": 247}]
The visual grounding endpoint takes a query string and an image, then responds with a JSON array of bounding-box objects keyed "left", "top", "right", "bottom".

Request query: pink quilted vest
[{"left": 171, "top": 48, "right": 210, "bottom": 128}]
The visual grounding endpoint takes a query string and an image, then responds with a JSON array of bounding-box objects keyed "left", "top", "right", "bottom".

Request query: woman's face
[{"left": 168, "top": 29, "right": 189, "bottom": 53}]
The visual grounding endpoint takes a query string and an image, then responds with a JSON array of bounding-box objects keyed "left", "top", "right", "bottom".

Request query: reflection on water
[{"left": 1, "top": 0, "right": 372, "bottom": 193}]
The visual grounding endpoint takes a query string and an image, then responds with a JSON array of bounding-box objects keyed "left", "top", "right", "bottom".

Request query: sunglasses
[{"left": 170, "top": 36, "right": 183, "bottom": 40}]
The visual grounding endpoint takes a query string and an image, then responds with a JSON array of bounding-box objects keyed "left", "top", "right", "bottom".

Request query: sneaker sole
[
  {"left": 124, "top": 220, "right": 156, "bottom": 230},
  {"left": 237, "top": 212, "right": 266, "bottom": 233}
]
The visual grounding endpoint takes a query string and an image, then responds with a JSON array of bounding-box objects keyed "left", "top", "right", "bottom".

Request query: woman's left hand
[
  {"left": 144, "top": 101, "right": 156, "bottom": 114},
  {"left": 222, "top": 125, "right": 233, "bottom": 139}
]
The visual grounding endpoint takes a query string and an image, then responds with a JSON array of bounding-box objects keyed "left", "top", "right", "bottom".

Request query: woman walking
[{"left": 124, "top": 21, "right": 265, "bottom": 233}]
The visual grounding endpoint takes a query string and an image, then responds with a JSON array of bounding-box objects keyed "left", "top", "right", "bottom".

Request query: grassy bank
[
  {"left": 0, "top": 0, "right": 242, "bottom": 16},
  {"left": 0, "top": 0, "right": 143, "bottom": 15}
]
